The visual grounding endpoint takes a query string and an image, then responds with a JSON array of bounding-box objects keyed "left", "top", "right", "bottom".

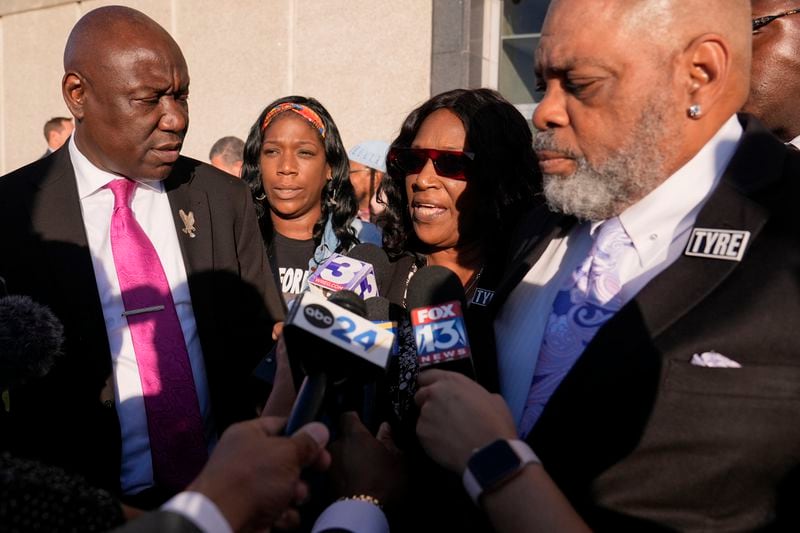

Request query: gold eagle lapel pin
[{"left": 179, "top": 209, "right": 197, "bottom": 238}]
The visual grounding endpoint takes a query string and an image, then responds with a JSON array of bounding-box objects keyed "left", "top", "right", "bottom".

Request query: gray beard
[{"left": 534, "top": 103, "right": 671, "bottom": 221}]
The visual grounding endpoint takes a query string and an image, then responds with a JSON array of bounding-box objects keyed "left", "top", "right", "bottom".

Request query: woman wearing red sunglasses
[
  {"left": 376, "top": 88, "right": 539, "bottom": 439},
  {"left": 379, "top": 88, "right": 540, "bottom": 307}
]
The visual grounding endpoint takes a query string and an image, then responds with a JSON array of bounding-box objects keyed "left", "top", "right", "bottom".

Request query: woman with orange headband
[{"left": 241, "top": 96, "right": 381, "bottom": 305}]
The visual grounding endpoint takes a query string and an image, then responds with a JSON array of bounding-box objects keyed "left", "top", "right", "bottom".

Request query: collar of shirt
[
  {"left": 69, "top": 133, "right": 163, "bottom": 199},
  {"left": 789, "top": 135, "right": 800, "bottom": 150},
  {"left": 588, "top": 114, "right": 743, "bottom": 270}
]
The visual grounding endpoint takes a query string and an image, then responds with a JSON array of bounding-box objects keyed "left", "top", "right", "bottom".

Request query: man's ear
[
  {"left": 62, "top": 72, "right": 86, "bottom": 121},
  {"left": 682, "top": 33, "right": 731, "bottom": 116}
]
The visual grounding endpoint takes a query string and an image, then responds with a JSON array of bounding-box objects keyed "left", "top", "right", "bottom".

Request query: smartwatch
[{"left": 462, "top": 439, "right": 540, "bottom": 505}]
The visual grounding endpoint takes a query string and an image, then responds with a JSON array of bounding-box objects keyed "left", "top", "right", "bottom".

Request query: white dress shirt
[
  {"left": 494, "top": 115, "right": 744, "bottom": 428},
  {"left": 789, "top": 135, "right": 800, "bottom": 150},
  {"left": 69, "top": 134, "right": 214, "bottom": 494}
]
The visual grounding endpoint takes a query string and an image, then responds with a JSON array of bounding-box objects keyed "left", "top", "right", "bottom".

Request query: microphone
[
  {"left": 282, "top": 290, "right": 394, "bottom": 434},
  {"left": 307, "top": 253, "right": 379, "bottom": 299},
  {"left": 361, "top": 296, "right": 409, "bottom": 432},
  {"left": 0, "top": 293, "right": 65, "bottom": 389},
  {"left": 365, "top": 296, "right": 408, "bottom": 356},
  {"left": 406, "top": 265, "right": 475, "bottom": 379},
  {"left": 346, "top": 243, "right": 391, "bottom": 297}
]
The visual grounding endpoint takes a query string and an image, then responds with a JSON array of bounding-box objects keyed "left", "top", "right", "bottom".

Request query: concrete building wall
[{"left": 0, "top": 0, "right": 433, "bottom": 174}]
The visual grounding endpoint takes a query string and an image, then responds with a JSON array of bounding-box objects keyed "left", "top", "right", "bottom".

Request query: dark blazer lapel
[
  {"left": 633, "top": 181, "right": 769, "bottom": 337},
  {"left": 31, "top": 150, "right": 108, "bottom": 343},
  {"left": 469, "top": 210, "right": 573, "bottom": 392},
  {"left": 633, "top": 117, "right": 779, "bottom": 337},
  {"left": 488, "top": 209, "right": 574, "bottom": 317},
  {"left": 165, "top": 159, "right": 213, "bottom": 276}
]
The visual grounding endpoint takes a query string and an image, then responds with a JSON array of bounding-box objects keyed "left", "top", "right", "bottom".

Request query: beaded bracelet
[{"left": 338, "top": 494, "right": 383, "bottom": 510}]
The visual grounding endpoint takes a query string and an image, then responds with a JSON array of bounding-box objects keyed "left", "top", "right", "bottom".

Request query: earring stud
[{"left": 688, "top": 104, "right": 702, "bottom": 119}]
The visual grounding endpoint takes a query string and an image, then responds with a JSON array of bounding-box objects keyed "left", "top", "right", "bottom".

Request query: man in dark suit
[
  {"left": 0, "top": 6, "right": 283, "bottom": 505},
  {"left": 413, "top": 0, "right": 800, "bottom": 531}
]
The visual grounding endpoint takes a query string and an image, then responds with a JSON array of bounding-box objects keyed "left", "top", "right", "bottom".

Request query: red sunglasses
[{"left": 388, "top": 147, "right": 475, "bottom": 180}]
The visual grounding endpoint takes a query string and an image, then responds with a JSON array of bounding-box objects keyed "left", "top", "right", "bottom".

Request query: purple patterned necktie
[
  {"left": 519, "top": 217, "right": 633, "bottom": 437},
  {"left": 107, "top": 178, "right": 207, "bottom": 492}
]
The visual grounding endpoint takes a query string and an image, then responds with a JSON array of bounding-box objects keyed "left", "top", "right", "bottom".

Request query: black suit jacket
[
  {"left": 470, "top": 116, "right": 800, "bottom": 531},
  {"left": 0, "top": 146, "right": 284, "bottom": 495}
]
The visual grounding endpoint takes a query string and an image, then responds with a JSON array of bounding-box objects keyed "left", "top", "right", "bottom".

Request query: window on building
[{"left": 497, "top": 0, "right": 551, "bottom": 118}]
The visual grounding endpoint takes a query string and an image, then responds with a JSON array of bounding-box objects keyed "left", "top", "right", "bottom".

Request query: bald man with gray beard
[{"left": 412, "top": 0, "right": 800, "bottom": 530}]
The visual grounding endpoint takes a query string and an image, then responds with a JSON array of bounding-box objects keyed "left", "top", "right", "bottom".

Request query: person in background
[
  {"left": 347, "top": 140, "right": 390, "bottom": 224},
  {"left": 209, "top": 135, "right": 245, "bottom": 177},
  {"left": 42, "top": 116, "right": 73, "bottom": 156},
  {"left": 742, "top": 0, "right": 800, "bottom": 147},
  {"left": 241, "top": 96, "right": 381, "bottom": 305}
]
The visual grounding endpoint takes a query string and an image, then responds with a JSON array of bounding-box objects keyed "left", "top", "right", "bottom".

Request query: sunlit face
[
  {"left": 532, "top": 0, "right": 682, "bottom": 220},
  {"left": 742, "top": 0, "right": 800, "bottom": 142},
  {"left": 72, "top": 39, "right": 189, "bottom": 182},
  {"left": 260, "top": 112, "right": 330, "bottom": 223},
  {"left": 404, "top": 108, "right": 479, "bottom": 251}
]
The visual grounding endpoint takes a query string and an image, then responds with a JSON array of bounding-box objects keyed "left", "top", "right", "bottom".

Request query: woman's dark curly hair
[
  {"left": 378, "top": 88, "right": 540, "bottom": 261},
  {"left": 241, "top": 95, "right": 359, "bottom": 252}
]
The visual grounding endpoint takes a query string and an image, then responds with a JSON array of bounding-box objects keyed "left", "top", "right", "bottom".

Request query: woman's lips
[
  {"left": 272, "top": 188, "right": 303, "bottom": 200},
  {"left": 412, "top": 202, "right": 447, "bottom": 222}
]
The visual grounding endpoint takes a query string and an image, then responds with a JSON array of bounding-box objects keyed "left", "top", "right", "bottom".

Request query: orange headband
[{"left": 261, "top": 103, "right": 326, "bottom": 139}]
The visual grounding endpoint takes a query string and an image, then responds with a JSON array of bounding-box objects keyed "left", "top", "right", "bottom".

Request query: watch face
[{"left": 468, "top": 439, "right": 521, "bottom": 489}]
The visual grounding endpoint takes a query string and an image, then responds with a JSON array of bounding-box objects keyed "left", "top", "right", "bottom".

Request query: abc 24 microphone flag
[{"left": 286, "top": 290, "right": 394, "bottom": 372}]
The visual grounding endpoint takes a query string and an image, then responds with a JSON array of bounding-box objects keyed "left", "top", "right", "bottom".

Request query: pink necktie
[{"left": 107, "top": 178, "right": 207, "bottom": 493}]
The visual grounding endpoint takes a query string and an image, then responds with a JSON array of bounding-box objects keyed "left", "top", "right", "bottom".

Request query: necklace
[
  {"left": 402, "top": 259, "right": 484, "bottom": 307},
  {"left": 464, "top": 266, "right": 484, "bottom": 299}
]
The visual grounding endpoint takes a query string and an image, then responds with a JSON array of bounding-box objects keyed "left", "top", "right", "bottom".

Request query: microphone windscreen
[
  {"left": 346, "top": 243, "right": 391, "bottom": 296},
  {"left": 0, "top": 295, "right": 64, "bottom": 388},
  {"left": 365, "top": 296, "right": 391, "bottom": 322},
  {"left": 328, "top": 289, "right": 367, "bottom": 318},
  {"left": 406, "top": 265, "right": 466, "bottom": 310},
  {"left": 405, "top": 266, "right": 474, "bottom": 378}
]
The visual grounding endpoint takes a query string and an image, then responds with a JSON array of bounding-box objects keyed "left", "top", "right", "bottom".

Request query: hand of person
[
  {"left": 415, "top": 369, "right": 517, "bottom": 473},
  {"left": 328, "top": 412, "right": 407, "bottom": 512},
  {"left": 271, "top": 321, "right": 284, "bottom": 341},
  {"left": 187, "top": 416, "right": 330, "bottom": 532}
]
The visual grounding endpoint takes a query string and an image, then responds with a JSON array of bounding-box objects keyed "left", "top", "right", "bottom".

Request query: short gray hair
[{"left": 209, "top": 136, "right": 245, "bottom": 165}]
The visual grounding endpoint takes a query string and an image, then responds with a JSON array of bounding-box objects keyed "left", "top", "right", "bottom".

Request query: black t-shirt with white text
[{"left": 270, "top": 233, "right": 315, "bottom": 304}]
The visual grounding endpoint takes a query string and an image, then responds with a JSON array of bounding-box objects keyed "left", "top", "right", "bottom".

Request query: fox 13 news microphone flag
[
  {"left": 407, "top": 265, "right": 476, "bottom": 379},
  {"left": 307, "top": 253, "right": 378, "bottom": 300},
  {"left": 282, "top": 290, "right": 395, "bottom": 434}
]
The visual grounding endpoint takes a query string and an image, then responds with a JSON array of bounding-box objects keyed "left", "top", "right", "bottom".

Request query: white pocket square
[{"left": 690, "top": 351, "right": 742, "bottom": 368}]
